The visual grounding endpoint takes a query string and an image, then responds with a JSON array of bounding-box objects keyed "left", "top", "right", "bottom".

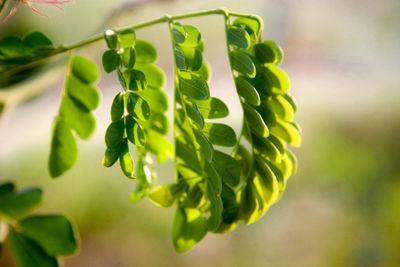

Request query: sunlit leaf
[
  {"left": 135, "top": 39, "right": 157, "bottom": 63},
  {"left": 0, "top": 188, "right": 42, "bottom": 218}
]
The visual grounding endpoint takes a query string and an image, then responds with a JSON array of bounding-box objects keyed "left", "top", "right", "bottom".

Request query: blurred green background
[{"left": 1, "top": 0, "right": 399, "bottom": 266}]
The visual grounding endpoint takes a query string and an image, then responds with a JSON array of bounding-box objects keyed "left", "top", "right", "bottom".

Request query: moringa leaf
[
  {"left": 105, "top": 119, "right": 125, "bottom": 148},
  {"left": 235, "top": 76, "right": 260, "bottom": 106},
  {"left": 121, "top": 46, "right": 136, "bottom": 69},
  {"left": 71, "top": 56, "right": 99, "bottom": 84},
  {"left": 227, "top": 26, "right": 251, "bottom": 50},
  {"left": 118, "top": 28, "right": 135, "bottom": 48},
  {"left": 202, "top": 123, "right": 237, "bottom": 147},
  {"left": 135, "top": 39, "right": 157, "bottom": 63},
  {"left": 212, "top": 150, "right": 241, "bottom": 188},
  {"left": 0, "top": 188, "right": 42, "bottom": 218},
  {"left": 230, "top": 51, "right": 256, "bottom": 78},
  {"left": 179, "top": 72, "right": 209, "bottom": 100},
  {"left": 171, "top": 22, "right": 187, "bottom": 44},
  {"left": 66, "top": 75, "right": 100, "bottom": 111},
  {"left": 110, "top": 93, "right": 125, "bottom": 122},
  {"left": 49, "top": 119, "right": 78, "bottom": 178},
  {"left": 180, "top": 25, "right": 201, "bottom": 48},
  {"left": 194, "top": 97, "right": 229, "bottom": 119},
  {"left": 104, "top": 29, "right": 118, "bottom": 50},
  {"left": 119, "top": 139, "right": 135, "bottom": 178},
  {"left": 19, "top": 215, "right": 78, "bottom": 256},
  {"left": 102, "top": 50, "right": 120, "bottom": 73}
]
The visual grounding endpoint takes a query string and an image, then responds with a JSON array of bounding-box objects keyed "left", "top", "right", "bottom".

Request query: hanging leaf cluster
[
  {"left": 48, "top": 55, "right": 100, "bottom": 177},
  {"left": 0, "top": 182, "right": 79, "bottom": 267},
  {"left": 101, "top": 28, "right": 172, "bottom": 201}
]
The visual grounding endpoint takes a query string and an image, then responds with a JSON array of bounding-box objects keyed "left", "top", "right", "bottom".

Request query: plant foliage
[{"left": 0, "top": 8, "right": 301, "bottom": 258}]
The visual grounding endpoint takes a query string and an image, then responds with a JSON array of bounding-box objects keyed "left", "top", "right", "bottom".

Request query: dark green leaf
[
  {"left": 23, "top": 31, "right": 53, "bottom": 48},
  {"left": 105, "top": 119, "right": 124, "bottom": 148},
  {"left": 238, "top": 182, "right": 259, "bottom": 224},
  {"left": 212, "top": 150, "right": 241, "bottom": 188},
  {"left": 174, "top": 46, "right": 186, "bottom": 70},
  {"left": 0, "top": 36, "right": 31, "bottom": 57},
  {"left": 66, "top": 75, "right": 100, "bottom": 111},
  {"left": 230, "top": 51, "right": 256, "bottom": 78},
  {"left": 49, "top": 119, "right": 78, "bottom": 178},
  {"left": 71, "top": 56, "right": 99, "bottom": 84},
  {"left": 124, "top": 69, "right": 147, "bottom": 91},
  {"left": 179, "top": 72, "right": 209, "bottom": 100},
  {"left": 205, "top": 181, "right": 223, "bottom": 231},
  {"left": 102, "top": 147, "right": 119, "bottom": 167},
  {"left": 8, "top": 229, "right": 58, "bottom": 267},
  {"left": 221, "top": 185, "right": 240, "bottom": 224},
  {"left": 135, "top": 39, "right": 157, "bottom": 63},
  {"left": 102, "top": 50, "right": 120, "bottom": 73},
  {"left": 126, "top": 116, "right": 146, "bottom": 146},
  {"left": 110, "top": 93, "right": 124, "bottom": 122},
  {"left": 235, "top": 76, "right": 260, "bottom": 105},
  {"left": 253, "top": 134, "right": 281, "bottom": 162},
  {"left": 117, "top": 69, "right": 127, "bottom": 90},
  {"left": 172, "top": 208, "right": 207, "bottom": 253},
  {"left": 181, "top": 46, "right": 203, "bottom": 71},
  {"left": 202, "top": 123, "right": 237, "bottom": 147},
  {"left": 127, "top": 93, "right": 150, "bottom": 120},
  {"left": 193, "top": 129, "right": 213, "bottom": 162},
  {"left": 0, "top": 188, "right": 42, "bottom": 218},
  {"left": 121, "top": 46, "right": 136, "bottom": 69},
  {"left": 104, "top": 29, "right": 118, "bottom": 50},
  {"left": 119, "top": 139, "right": 134, "bottom": 178},
  {"left": 227, "top": 26, "right": 251, "bottom": 50},
  {"left": 19, "top": 215, "right": 78, "bottom": 256},
  {"left": 204, "top": 161, "right": 222, "bottom": 195},
  {"left": 180, "top": 184, "right": 203, "bottom": 208},
  {"left": 184, "top": 101, "right": 204, "bottom": 129},
  {"left": 254, "top": 40, "right": 283, "bottom": 65},
  {"left": 176, "top": 138, "right": 201, "bottom": 174},
  {"left": 0, "top": 182, "right": 15, "bottom": 202},
  {"left": 194, "top": 97, "right": 228, "bottom": 119},
  {"left": 254, "top": 156, "right": 279, "bottom": 203},
  {"left": 118, "top": 28, "right": 135, "bottom": 49},
  {"left": 171, "top": 23, "right": 186, "bottom": 44}
]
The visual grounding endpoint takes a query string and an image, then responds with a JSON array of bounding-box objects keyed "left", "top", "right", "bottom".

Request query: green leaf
[
  {"left": 205, "top": 181, "right": 223, "bottom": 231},
  {"left": 19, "top": 215, "right": 78, "bottom": 256},
  {"left": 105, "top": 119, "right": 124, "bottom": 148},
  {"left": 102, "top": 147, "right": 119, "bottom": 167},
  {"left": 0, "top": 182, "right": 15, "bottom": 202},
  {"left": 254, "top": 40, "right": 283, "bottom": 65},
  {"left": 227, "top": 26, "right": 251, "bottom": 50},
  {"left": 8, "top": 229, "right": 58, "bottom": 267},
  {"left": 171, "top": 23, "right": 186, "bottom": 44},
  {"left": 254, "top": 156, "right": 279, "bottom": 204},
  {"left": 119, "top": 139, "right": 134, "bottom": 178},
  {"left": 193, "top": 129, "right": 213, "bottom": 162},
  {"left": 118, "top": 28, "right": 135, "bottom": 49},
  {"left": 0, "top": 188, "right": 42, "bottom": 218},
  {"left": 66, "top": 75, "right": 100, "bottom": 111},
  {"left": 269, "top": 119, "right": 301, "bottom": 147},
  {"left": 126, "top": 116, "right": 146, "bottom": 146},
  {"left": 102, "top": 50, "right": 120, "bottom": 73},
  {"left": 179, "top": 72, "right": 209, "bottom": 100},
  {"left": 121, "top": 46, "right": 136, "bottom": 69},
  {"left": 127, "top": 93, "right": 151, "bottom": 120},
  {"left": 181, "top": 46, "right": 203, "bottom": 71},
  {"left": 233, "top": 17, "right": 261, "bottom": 37},
  {"left": 212, "top": 150, "right": 241, "bottom": 188},
  {"left": 70, "top": 56, "right": 99, "bottom": 84},
  {"left": 0, "top": 36, "right": 31, "bottom": 57},
  {"left": 230, "top": 51, "right": 256, "bottom": 78},
  {"left": 263, "top": 66, "right": 290, "bottom": 93},
  {"left": 104, "top": 29, "right": 118, "bottom": 50},
  {"left": 124, "top": 69, "right": 147, "bottom": 91},
  {"left": 202, "top": 123, "right": 237, "bottom": 147},
  {"left": 135, "top": 39, "right": 157, "bottom": 63},
  {"left": 135, "top": 88, "right": 168, "bottom": 113},
  {"left": 172, "top": 208, "right": 207, "bottom": 253},
  {"left": 184, "top": 101, "right": 204, "bottom": 129},
  {"left": 149, "top": 182, "right": 185, "bottom": 207},
  {"left": 253, "top": 134, "right": 282, "bottom": 162},
  {"left": 243, "top": 102, "right": 269, "bottom": 138},
  {"left": 285, "top": 149, "right": 298, "bottom": 175},
  {"left": 238, "top": 182, "right": 259, "bottom": 224},
  {"left": 176, "top": 138, "right": 201, "bottom": 174},
  {"left": 174, "top": 46, "right": 186, "bottom": 70},
  {"left": 110, "top": 93, "right": 124, "bottom": 122},
  {"left": 49, "top": 119, "right": 78, "bottom": 178},
  {"left": 204, "top": 161, "right": 222, "bottom": 195},
  {"left": 180, "top": 25, "right": 201, "bottom": 47},
  {"left": 235, "top": 76, "right": 260, "bottom": 105},
  {"left": 194, "top": 97, "right": 228, "bottom": 119},
  {"left": 221, "top": 185, "right": 240, "bottom": 224},
  {"left": 23, "top": 31, "right": 53, "bottom": 48},
  {"left": 180, "top": 184, "right": 204, "bottom": 208},
  {"left": 117, "top": 69, "right": 127, "bottom": 90},
  {"left": 266, "top": 95, "right": 294, "bottom": 121},
  {"left": 194, "top": 61, "right": 211, "bottom": 82},
  {"left": 135, "top": 63, "right": 165, "bottom": 88},
  {"left": 148, "top": 112, "right": 169, "bottom": 134},
  {"left": 146, "top": 130, "right": 173, "bottom": 163}
]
